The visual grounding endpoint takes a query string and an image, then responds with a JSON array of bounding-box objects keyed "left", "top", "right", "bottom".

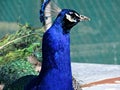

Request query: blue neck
[
  {"left": 38, "top": 22, "right": 73, "bottom": 90},
  {"left": 25, "top": 13, "right": 73, "bottom": 90}
]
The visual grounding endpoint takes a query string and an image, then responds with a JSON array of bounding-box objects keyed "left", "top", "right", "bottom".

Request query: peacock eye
[
  {"left": 65, "top": 11, "right": 80, "bottom": 23},
  {"left": 70, "top": 13, "right": 76, "bottom": 19},
  {"left": 69, "top": 12, "right": 79, "bottom": 19}
]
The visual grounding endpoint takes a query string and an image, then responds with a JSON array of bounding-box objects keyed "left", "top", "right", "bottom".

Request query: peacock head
[{"left": 56, "top": 9, "right": 90, "bottom": 33}]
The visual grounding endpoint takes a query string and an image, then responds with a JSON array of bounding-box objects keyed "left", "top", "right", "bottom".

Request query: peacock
[{"left": 25, "top": 0, "right": 90, "bottom": 90}]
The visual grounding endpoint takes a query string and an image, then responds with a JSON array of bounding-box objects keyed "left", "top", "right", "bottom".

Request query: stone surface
[{"left": 72, "top": 63, "right": 120, "bottom": 90}]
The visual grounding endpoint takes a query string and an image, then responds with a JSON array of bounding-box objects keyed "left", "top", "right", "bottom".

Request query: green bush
[{"left": 0, "top": 60, "right": 38, "bottom": 87}]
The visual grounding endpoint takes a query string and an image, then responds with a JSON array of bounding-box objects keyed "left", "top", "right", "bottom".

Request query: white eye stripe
[
  {"left": 75, "top": 13, "right": 79, "bottom": 17},
  {"left": 69, "top": 12, "right": 79, "bottom": 17},
  {"left": 65, "top": 14, "right": 77, "bottom": 22}
]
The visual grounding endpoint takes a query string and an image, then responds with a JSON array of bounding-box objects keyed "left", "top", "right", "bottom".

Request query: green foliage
[
  {"left": 0, "top": 23, "right": 44, "bottom": 65},
  {"left": 0, "top": 60, "right": 38, "bottom": 86},
  {"left": 3, "top": 50, "right": 24, "bottom": 63},
  {"left": 0, "top": 23, "right": 44, "bottom": 89},
  {"left": 0, "top": 57, "right": 3, "bottom": 62}
]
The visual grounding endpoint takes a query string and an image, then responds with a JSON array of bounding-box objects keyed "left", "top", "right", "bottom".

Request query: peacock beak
[{"left": 79, "top": 15, "right": 90, "bottom": 21}]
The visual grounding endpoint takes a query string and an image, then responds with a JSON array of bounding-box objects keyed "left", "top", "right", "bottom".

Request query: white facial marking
[
  {"left": 75, "top": 13, "right": 79, "bottom": 17},
  {"left": 65, "top": 14, "right": 77, "bottom": 22}
]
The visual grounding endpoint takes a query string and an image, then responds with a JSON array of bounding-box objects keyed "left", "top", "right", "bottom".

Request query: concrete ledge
[{"left": 72, "top": 63, "right": 120, "bottom": 90}]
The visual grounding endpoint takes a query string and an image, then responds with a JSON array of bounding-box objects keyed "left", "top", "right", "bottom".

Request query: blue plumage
[
  {"left": 39, "top": 10, "right": 73, "bottom": 90},
  {"left": 25, "top": 1, "right": 90, "bottom": 90},
  {"left": 40, "top": 0, "right": 51, "bottom": 25}
]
